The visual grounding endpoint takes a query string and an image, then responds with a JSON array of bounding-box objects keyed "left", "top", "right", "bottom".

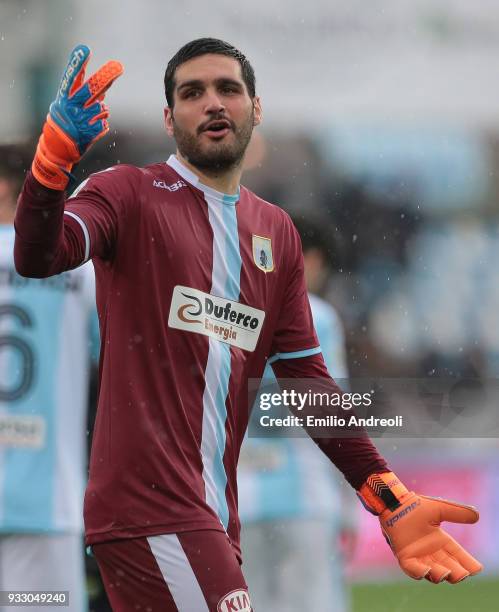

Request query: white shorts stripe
[
  {"left": 63, "top": 211, "right": 90, "bottom": 263},
  {"left": 147, "top": 534, "right": 209, "bottom": 612}
]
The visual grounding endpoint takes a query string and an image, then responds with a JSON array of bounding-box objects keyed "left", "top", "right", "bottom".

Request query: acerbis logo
[
  {"left": 153, "top": 179, "right": 187, "bottom": 192},
  {"left": 59, "top": 48, "right": 86, "bottom": 96},
  {"left": 217, "top": 589, "right": 251, "bottom": 612},
  {"left": 385, "top": 499, "right": 421, "bottom": 528},
  {"left": 168, "top": 286, "right": 265, "bottom": 352}
]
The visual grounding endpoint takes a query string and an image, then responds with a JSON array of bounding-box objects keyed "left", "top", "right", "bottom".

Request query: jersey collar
[{"left": 166, "top": 154, "right": 239, "bottom": 205}]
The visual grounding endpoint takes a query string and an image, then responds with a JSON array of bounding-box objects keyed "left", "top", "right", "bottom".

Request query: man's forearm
[
  {"left": 311, "top": 436, "right": 388, "bottom": 490},
  {"left": 271, "top": 352, "right": 389, "bottom": 489},
  {"left": 14, "top": 172, "right": 85, "bottom": 277}
]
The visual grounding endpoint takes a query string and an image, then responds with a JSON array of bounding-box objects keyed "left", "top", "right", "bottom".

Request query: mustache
[{"left": 197, "top": 115, "right": 236, "bottom": 135}]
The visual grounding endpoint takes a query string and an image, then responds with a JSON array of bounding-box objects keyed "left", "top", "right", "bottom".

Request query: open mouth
[{"left": 201, "top": 120, "right": 232, "bottom": 137}]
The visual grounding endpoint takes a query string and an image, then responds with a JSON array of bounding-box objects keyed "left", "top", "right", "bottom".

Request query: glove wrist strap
[
  {"left": 357, "top": 471, "right": 409, "bottom": 515},
  {"left": 32, "top": 137, "right": 72, "bottom": 191}
]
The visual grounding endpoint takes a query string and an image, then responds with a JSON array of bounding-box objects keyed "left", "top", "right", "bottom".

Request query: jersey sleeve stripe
[
  {"left": 268, "top": 346, "right": 322, "bottom": 364},
  {"left": 64, "top": 211, "right": 90, "bottom": 263}
]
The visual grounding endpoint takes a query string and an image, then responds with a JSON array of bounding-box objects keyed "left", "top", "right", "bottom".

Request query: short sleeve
[{"left": 270, "top": 217, "right": 320, "bottom": 361}]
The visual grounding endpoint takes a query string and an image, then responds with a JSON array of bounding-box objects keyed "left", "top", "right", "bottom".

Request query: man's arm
[
  {"left": 270, "top": 216, "right": 388, "bottom": 487},
  {"left": 15, "top": 174, "right": 83, "bottom": 276},
  {"left": 272, "top": 351, "right": 388, "bottom": 489},
  {"left": 271, "top": 215, "right": 482, "bottom": 583},
  {"left": 15, "top": 165, "right": 134, "bottom": 277},
  {"left": 14, "top": 45, "right": 123, "bottom": 278},
  {"left": 272, "top": 349, "right": 483, "bottom": 583}
]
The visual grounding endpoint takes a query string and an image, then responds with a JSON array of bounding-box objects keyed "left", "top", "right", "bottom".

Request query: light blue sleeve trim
[
  {"left": 64, "top": 211, "right": 90, "bottom": 263},
  {"left": 268, "top": 346, "right": 322, "bottom": 364}
]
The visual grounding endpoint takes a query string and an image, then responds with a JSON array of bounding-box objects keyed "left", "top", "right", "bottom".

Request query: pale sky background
[{"left": 2, "top": 0, "right": 499, "bottom": 139}]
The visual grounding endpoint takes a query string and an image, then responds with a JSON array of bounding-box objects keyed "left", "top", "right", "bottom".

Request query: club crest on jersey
[
  {"left": 217, "top": 589, "right": 251, "bottom": 612},
  {"left": 252, "top": 235, "right": 274, "bottom": 273}
]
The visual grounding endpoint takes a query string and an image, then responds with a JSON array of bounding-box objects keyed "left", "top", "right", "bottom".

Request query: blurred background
[{"left": 2, "top": 0, "right": 499, "bottom": 610}]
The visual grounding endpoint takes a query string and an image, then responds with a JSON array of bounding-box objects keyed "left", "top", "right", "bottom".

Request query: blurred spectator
[
  {"left": 238, "top": 214, "right": 358, "bottom": 612},
  {"left": 369, "top": 220, "right": 498, "bottom": 376}
]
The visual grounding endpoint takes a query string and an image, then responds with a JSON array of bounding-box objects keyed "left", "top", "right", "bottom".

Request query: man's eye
[
  {"left": 221, "top": 87, "right": 238, "bottom": 95},
  {"left": 184, "top": 90, "right": 201, "bottom": 99}
]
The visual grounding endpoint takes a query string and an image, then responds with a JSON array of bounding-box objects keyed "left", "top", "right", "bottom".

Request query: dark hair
[
  {"left": 0, "top": 143, "right": 30, "bottom": 192},
  {"left": 291, "top": 214, "right": 342, "bottom": 271},
  {"left": 164, "top": 38, "right": 256, "bottom": 107}
]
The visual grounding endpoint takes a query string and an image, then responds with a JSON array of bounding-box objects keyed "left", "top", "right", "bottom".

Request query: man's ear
[
  {"left": 164, "top": 107, "right": 174, "bottom": 137},
  {"left": 253, "top": 96, "right": 262, "bottom": 127}
]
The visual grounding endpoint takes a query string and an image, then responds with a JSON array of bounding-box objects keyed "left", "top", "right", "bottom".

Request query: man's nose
[{"left": 204, "top": 89, "right": 225, "bottom": 114}]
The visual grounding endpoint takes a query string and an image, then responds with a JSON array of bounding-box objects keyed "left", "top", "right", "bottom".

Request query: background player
[
  {"left": 0, "top": 144, "right": 98, "bottom": 611},
  {"left": 14, "top": 40, "right": 483, "bottom": 610},
  {"left": 238, "top": 214, "right": 358, "bottom": 611}
]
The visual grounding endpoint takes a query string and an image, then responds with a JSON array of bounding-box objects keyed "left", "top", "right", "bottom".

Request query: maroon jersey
[{"left": 15, "top": 155, "right": 387, "bottom": 553}]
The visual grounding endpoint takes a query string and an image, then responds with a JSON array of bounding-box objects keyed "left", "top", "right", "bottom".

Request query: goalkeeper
[{"left": 14, "top": 41, "right": 482, "bottom": 610}]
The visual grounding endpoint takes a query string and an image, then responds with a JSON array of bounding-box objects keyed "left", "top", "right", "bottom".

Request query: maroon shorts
[{"left": 92, "top": 530, "right": 251, "bottom": 611}]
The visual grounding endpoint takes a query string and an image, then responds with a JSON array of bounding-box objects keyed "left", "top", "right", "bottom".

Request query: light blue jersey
[
  {"left": 0, "top": 226, "right": 98, "bottom": 534},
  {"left": 238, "top": 294, "right": 349, "bottom": 522}
]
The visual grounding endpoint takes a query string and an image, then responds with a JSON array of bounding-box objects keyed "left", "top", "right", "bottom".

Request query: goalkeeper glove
[
  {"left": 358, "top": 471, "right": 483, "bottom": 583},
  {"left": 32, "top": 44, "right": 124, "bottom": 190}
]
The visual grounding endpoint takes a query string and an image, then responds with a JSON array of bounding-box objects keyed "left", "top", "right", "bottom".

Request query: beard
[{"left": 172, "top": 108, "right": 255, "bottom": 174}]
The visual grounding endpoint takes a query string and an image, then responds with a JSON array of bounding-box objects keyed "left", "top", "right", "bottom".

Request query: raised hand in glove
[{"left": 32, "top": 44, "right": 123, "bottom": 190}]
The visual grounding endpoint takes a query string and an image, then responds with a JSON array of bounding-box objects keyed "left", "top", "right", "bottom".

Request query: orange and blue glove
[
  {"left": 32, "top": 44, "right": 124, "bottom": 190},
  {"left": 358, "top": 472, "right": 483, "bottom": 583}
]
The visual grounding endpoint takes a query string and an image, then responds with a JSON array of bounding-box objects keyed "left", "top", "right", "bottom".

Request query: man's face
[{"left": 164, "top": 54, "right": 262, "bottom": 173}]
